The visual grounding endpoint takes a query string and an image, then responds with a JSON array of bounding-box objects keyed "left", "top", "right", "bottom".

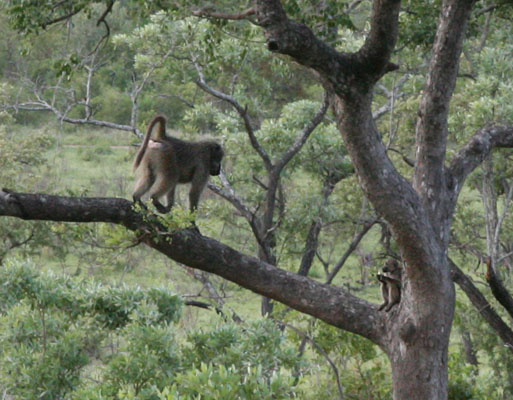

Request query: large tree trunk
[
  {"left": 389, "top": 342, "right": 450, "bottom": 399},
  {"left": 386, "top": 262, "right": 455, "bottom": 399},
  {"left": 330, "top": 91, "right": 456, "bottom": 399}
]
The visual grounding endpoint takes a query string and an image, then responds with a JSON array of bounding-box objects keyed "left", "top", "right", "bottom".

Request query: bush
[
  {"left": 0, "top": 260, "right": 181, "bottom": 399},
  {"left": 0, "top": 261, "right": 305, "bottom": 399}
]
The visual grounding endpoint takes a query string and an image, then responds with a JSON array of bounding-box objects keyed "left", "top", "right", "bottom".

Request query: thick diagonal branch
[
  {"left": 485, "top": 258, "right": 513, "bottom": 321},
  {"left": 448, "top": 125, "right": 513, "bottom": 202},
  {"left": 414, "top": 0, "right": 476, "bottom": 222},
  {"left": 450, "top": 259, "right": 513, "bottom": 353},
  {"left": 0, "top": 189, "right": 383, "bottom": 344}
]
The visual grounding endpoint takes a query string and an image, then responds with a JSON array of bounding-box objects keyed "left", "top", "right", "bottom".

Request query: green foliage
[
  {"left": 168, "top": 363, "right": 298, "bottom": 400},
  {"left": 6, "top": 0, "right": 89, "bottom": 34},
  {"left": 452, "top": 297, "right": 513, "bottom": 399},
  {"left": 186, "top": 319, "right": 301, "bottom": 373},
  {"left": 53, "top": 53, "right": 81, "bottom": 78},
  {"left": 0, "top": 259, "right": 178, "bottom": 398},
  {"left": 311, "top": 322, "right": 391, "bottom": 398},
  {"left": 74, "top": 320, "right": 304, "bottom": 399},
  {"left": 5, "top": 0, "right": 171, "bottom": 35},
  {"left": 450, "top": 35, "right": 513, "bottom": 139},
  {"left": 0, "top": 303, "right": 92, "bottom": 400},
  {"left": 0, "top": 261, "right": 305, "bottom": 399},
  {"left": 398, "top": 0, "right": 441, "bottom": 49},
  {"left": 133, "top": 204, "right": 197, "bottom": 236},
  {"left": 166, "top": 319, "right": 303, "bottom": 400},
  {"left": 447, "top": 352, "right": 482, "bottom": 400},
  {"left": 0, "top": 260, "right": 182, "bottom": 326},
  {"left": 283, "top": 0, "right": 355, "bottom": 44},
  {"left": 97, "top": 323, "right": 180, "bottom": 399}
]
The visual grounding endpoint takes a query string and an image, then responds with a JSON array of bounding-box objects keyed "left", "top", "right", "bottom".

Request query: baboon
[
  {"left": 377, "top": 259, "right": 402, "bottom": 312},
  {"left": 132, "top": 115, "right": 224, "bottom": 213}
]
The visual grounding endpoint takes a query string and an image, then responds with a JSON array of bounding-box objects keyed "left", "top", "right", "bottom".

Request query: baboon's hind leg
[
  {"left": 133, "top": 168, "right": 153, "bottom": 209},
  {"left": 149, "top": 172, "right": 177, "bottom": 214}
]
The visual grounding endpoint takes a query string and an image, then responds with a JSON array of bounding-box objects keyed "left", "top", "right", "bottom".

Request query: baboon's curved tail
[{"left": 133, "top": 115, "right": 167, "bottom": 171}]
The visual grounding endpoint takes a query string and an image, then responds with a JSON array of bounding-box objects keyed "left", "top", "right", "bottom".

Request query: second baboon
[
  {"left": 133, "top": 115, "right": 224, "bottom": 213},
  {"left": 377, "top": 259, "right": 402, "bottom": 312}
]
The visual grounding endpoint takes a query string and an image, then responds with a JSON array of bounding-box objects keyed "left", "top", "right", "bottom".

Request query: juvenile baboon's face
[
  {"left": 209, "top": 144, "right": 224, "bottom": 176},
  {"left": 382, "top": 259, "right": 399, "bottom": 273}
]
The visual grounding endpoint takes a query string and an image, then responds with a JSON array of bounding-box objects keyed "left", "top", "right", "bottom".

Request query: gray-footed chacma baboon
[{"left": 133, "top": 115, "right": 224, "bottom": 213}]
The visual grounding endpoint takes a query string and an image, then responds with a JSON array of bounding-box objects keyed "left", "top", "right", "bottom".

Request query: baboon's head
[
  {"left": 382, "top": 259, "right": 400, "bottom": 273},
  {"left": 208, "top": 143, "right": 224, "bottom": 176}
]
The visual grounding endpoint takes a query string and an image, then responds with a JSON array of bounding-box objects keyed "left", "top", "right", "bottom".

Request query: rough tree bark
[{"left": 3, "top": 0, "right": 513, "bottom": 399}]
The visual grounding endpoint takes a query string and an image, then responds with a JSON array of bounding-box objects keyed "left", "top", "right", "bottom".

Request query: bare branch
[
  {"left": 97, "top": 0, "right": 114, "bottom": 28},
  {"left": 39, "top": 0, "right": 116, "bottom": 33},
  {"left": 3, "top": 42, "right": 175, "bottom": 139},
  {"left": 275, "top": 92, "right": 330, "bottom": 172},
  {"left": 4, "top": 99, "right": 140, "bottom": 134},
  {"left": 297, "top": 175, "right": 339, "bottom": 277},
  {"left": 207, "top": 170, "right": 254, "bottom": 222},
  {"left": 184, "top": 267, "right": 225, "bottom": 308},
  {"left": 475, "top": 4, "right": 502, "bottom": 16},
  {"left": 193, "top": 62, "right": 272, "bottom": 170},
  {"left": 283, "top": 322, "right": 346, "bottom": 399},
  {"left": 155, "top": 94, "right": 195, "bottom": 109},
  {"left": 326, "top": 217, "right": 378, "bottom": 284},
  {"left": 83, "top": 52, "right": 103, "bottom": 120},
  {"left": 207, "top": 171, "right": 270, "bottom": 261},
  {"left": 388, "top": 148, "right": 415, "bottom": 167},
  {"left": 493, "top": 178, "right": 513, "bottom": 250},
  {"left": 477, "top": 9, "right": 493, "bottom": 53},
  {"left": 1, "top": 230, "right": 35, "bottom": 262},
  {"left": 485, "top": 257, "right": 513, "bottom": 321},
  {"left": 42, "top": 8, "right": 85, "bottom": 29},
  {"left": 373, "top": 74, "right": 410, "bottom": 122},
  {"left": 129, "top": 49, "right": 174, "bottom": 134},
  {"left": 90, "top": 0, "right": 114, "bottom": 54},
  {"left": 193, "top": 6, "right": 256, "bottom": 21}
]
